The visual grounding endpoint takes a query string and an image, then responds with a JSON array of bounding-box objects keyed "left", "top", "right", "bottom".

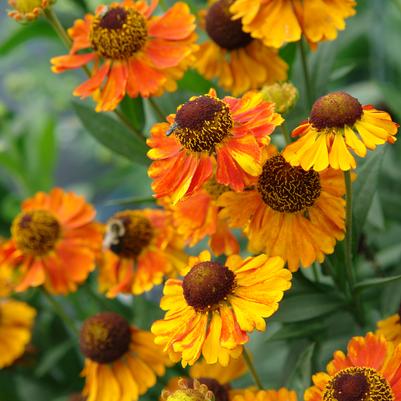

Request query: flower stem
[
  {"left": 42, "top": 291, "right": 80, "bottom": 337},
  {"left": 148, "top": 98, "right": 166, "bottom": 121},
  {"left": 298, "top": 38, "right": 313, "bottom": 109},
  {"left": 344, "top": 170, "right": 365, "bottom": 326},
  {"left": 243, "top": 347, "right": 264, "bottom": 390},
  {"left": 44, "top": 7, "right": 146, "bottom": 142},
  {"left": 280, "top": 123, "right": 292, "bottom": 145}
]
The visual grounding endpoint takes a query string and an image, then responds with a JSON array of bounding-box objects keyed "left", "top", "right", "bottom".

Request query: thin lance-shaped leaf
[
  {"left": 352, "top": 150, "right": 384, "bottom": 242},
  {"left": 355, "top": 274, "right": 401, "bottom": 292},
  {"left": 120, "top": 97, "right": 146, "bottom": 132},
  {"left": 73, "top": 101, "right": 149, "bottom": 166}
]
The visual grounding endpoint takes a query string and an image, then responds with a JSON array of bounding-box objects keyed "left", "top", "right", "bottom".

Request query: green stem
[
  {"left": 298, "top": 38, "right": 313, "bottom": 109},
  {"left": 42, "top": 291, "right": 79, "bottom": 337},
  {"left": 243, "top": 347, "right": 264, "bottom": 390},
  {"left": 280, "top": 123, "right": 292, "bottom": 145},
  {"left": 44, "top": 7, "right": 146, "bottom": 142},
  {"left": 148, "top": 98, "right": 165, "bottom": 121},
  {"left": 312, "top": 263, "right": 320, "bottom": 283},
  {"left": 344, "top": 170, "right": 365, "bottom": 326}
]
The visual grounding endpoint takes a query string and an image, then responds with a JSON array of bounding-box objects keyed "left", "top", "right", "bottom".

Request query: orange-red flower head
[
  {"left": 283, "top": 92, "right": 399, "bottom": 171},
  {"left": 0, "top": 188, "right": 102, "bottom": 294},
  {"left": 51, "top": 0, "right": 197, "bottom": 111},
  {"left": 147, "top": 89, "right": 283, "bottom": 204}
]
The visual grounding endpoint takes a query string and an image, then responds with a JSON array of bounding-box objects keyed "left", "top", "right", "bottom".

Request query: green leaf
[
  {"left": 72, "top": 102, "right": 149, "bottom": 165},
  {"left": 353, "top": 151, "right": 384, "bottom": 240},
  {"left": 178, "top": 69, "right": 213, "bottom": 93},
  {"left": 272, "top": 293, "right": 343, "bottom": 322},
  {"left": 0, "top": 21, "right": 56, "bottom": 57},
  {"left": 268, "top": 321, "right": 325, "bottom": 342},
  {"left": 355, "top": 274, "right": 401, "bottom": 291},
  {"left": 35, "top": 341, "right": 74, "bottom": 378},
  {"left": 120, "top": 97, "right": 146, "bottom": 133}
]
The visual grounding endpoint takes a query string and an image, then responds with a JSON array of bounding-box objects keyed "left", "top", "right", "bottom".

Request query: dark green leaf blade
[{"left": 355, "top": 274, "right": 401, "bottom": 291}]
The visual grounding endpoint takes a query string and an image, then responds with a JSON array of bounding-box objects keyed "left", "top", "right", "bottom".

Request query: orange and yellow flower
[
  {"left": 376, "top": 306, "right": 401, "bottom": 347},
  {"left": 80, "top": 312, "right": 172, "bottom": 401},
  {"left": 151, "top": 250, "right": 291, "bottom": 366},
  {"left": 147, "top": 89, "right": 283, "bottom": 204},
  {"left": 305, "top": 333, "right": 401, "bottom": 401},
  {"left": 8, "top": 0, "right": 52, "bottom": 21},
  {"left": 229, "top": 0, "right": 357, "bottom": 48},
  {"left": 283, "top": 92, "right": 399, "bottom": 171},
  {"left": 51, "top": 0, "right": 197, "bottom": 112},
  {"left": 0, "top": 299, "right": 36, "bottom": 369},
  {"left": 0, "top": 188, "right": 102, "bottom": 294},
  {"left": 195, "top": 0, "right": 287, "bottom": 96},
  {"left": 165, "top": 179, "right": 239, "bottom": 256},
  {"left": 232, "top": 389, "right": 297, "bottom": 401},
  {"left": 99, "top": 208, "right": 187, "bottom": 297},
  {"left": 218, "top": 150, "right": 345, "bottom": 272}
]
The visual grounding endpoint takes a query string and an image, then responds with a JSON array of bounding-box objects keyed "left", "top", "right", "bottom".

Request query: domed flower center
[
  {"left": 323, "top": 367, "right": 394, "bottom": 401},
  {"left": 79, "top": 312, "right": 131, "bottom": 364},
  {"left": 11, "top": 210, "right": 61, "bottom": 256},
  {"left": 310, "top": 92, "right": 363, "bottom": 130},
  {"left": 257, "top": 155, "right": 321, "bottom": 213},
  {"left": 104, "top": 211, "right": 153, "bottom": 259},
  {"left": 203, "top": 178, "right": 230, "bottom": 200},
  {"left": 174, "top": 95, "right": 234, "bottom": 152},
  {"left": 164, "top": 379, "right": 214, "bottom": 401},
  {"left": 183, "top": 261, "right": 235, "bottom": 310},
  {"left": 187, "top": 378, "right": 229, "bottom": 401},
  {"left": 90, "top": 6, "right": 148, "bottom": 59},
  {"left": 205, "top": 0, "right": 253, "bottom": 50}
]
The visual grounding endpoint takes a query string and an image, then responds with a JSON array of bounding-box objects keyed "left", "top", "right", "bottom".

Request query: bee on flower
[
  {"left": 147, "top": 88, "right": 283, "bottom": 204},
  {"left": 51, "top": 0, "right": 198, "bottom": 111}
]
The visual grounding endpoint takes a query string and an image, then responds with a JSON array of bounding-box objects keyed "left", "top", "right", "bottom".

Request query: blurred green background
[{"left": 1, "top": 0, "right": 401, "bottom": 400}]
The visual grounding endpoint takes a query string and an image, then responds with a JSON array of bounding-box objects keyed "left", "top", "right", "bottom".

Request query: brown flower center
[
  {"left": 104, "top": 211, "right": 153, "bottom": 259},
  {"left": 68, "top": 394, "right": 87, "bottom": 401},
  {"left": 174, "top": 95, "right": 233, "bottom": 152},
  {"left": 90, "top": 6, "right": 147, "bottom": 59},
  {"left": 205, "top": 0, "right": 252, "bottom": 50},
  {"left": 310, "top": 92, "right": 363, "bottom": 130},
  {"left": 79, "top": 312, "right": 131, "bottom": 364},
  {"left": 183, "top": 261, "right": 235, "bottom": 311},
  {"left": 11, "top": 210, "right": 61, "bottom": 256},
  {"left": 323, "top": 367, "right": 394, "bottom": 401},
  {"left": 186, "top": 378, "right": 230, "bottom": 401},
  {"left": 257, "top": 155, "right": 321, "bottom": 213}
]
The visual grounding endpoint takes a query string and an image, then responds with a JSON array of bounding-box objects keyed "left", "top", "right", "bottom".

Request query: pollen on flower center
[
  {"left": 174, "top": 95, "right": 234, "bottom": 152},
  {"left": 11, "top": 210, "right": 61, "bottom": 255},
  {"left": 104, "top": 211, "right": 153, "bottom": 259},
  {"left": 323, "top": 367, "right": 394, "bottom": 401},
  {"left": 257, "top": 155, "right": 321, "bottom": 213},
  {"left": 79, "top": 312, "right": 131, "bottom": 363},
  {"left": 186, "top": 378, "right": 229, "bottom": 401},
  {"left": 310, "top": 92, "right": 363, "bottom": 130},
  {"left": 90, "top": 6, "right": 147, "bottom": 59},
  {"left": 205, "top": 0, "right": 253, "bottom": 50},
  {"left": 182, "top": 261, "right": 235, "bottom": 310}
]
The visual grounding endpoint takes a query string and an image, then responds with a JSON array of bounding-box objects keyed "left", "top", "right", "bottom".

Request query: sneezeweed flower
[
  {"left": 283, "top": 92, "right": 399, "bottom": 171},
  {"left": 229, "top": 0, "right": 356, "bottom": 48},
  {"left": 8, "top": 0, "right": 52, "bottom": 21},
  {"left": 80, "top": 312, "right": 172, "bottom": 401},
  {"left": 305, "top": 333, "right": 401, "bottom": 401},
  {"left": 0, "top": 188, "right": 102, "bottom": 294},
  {"left": 260, "top": 82, "right": 298, "bottom": 115},
  {"left": 151, "top": 250, "right": 291, "bottom": 366},
  {"left": 195, "top": 0, "right": 288, "bottom": 96},
  {"left": 218, "top": 151, "right": 345, "bottom": 272},
  {"left": 231, "top": 389, "right": 297, "bottom": 401},
  {"left": 376, "top": 303, "right": 401, "bottom": 346},
  {"left": 147, "top": 89, "right": 283, "bottom": 204},
  {"left": 0, "top": 299, "right": 36, "bottom": 369},
  {"left": 99, "top": 209, "right": 187, "bottom": 297},
  {"left": 168, "top": 179, "right": 239, "bottom": 256},
  {"left": 51, "top": 0, "right": 197, "bottom": 112},
  {"left": 161, "top": 379, "right": 214, "bottom": 401}
]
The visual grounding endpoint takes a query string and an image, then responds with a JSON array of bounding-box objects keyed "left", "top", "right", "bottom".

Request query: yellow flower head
[
  {"left": 283, "top": 92, "right": 399, "bottom": 171},
  {"left": 8, "top": 0, "right": 52, "bottom": 21},
  {"left": 376, "top": 303, "right": 401, "bottom": 346},
  {"left": 260, "top": 82, "right": 298, "bottom": 114},
  {"left": 162, "top": 379, "right": 215, "bottom": 401}
]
